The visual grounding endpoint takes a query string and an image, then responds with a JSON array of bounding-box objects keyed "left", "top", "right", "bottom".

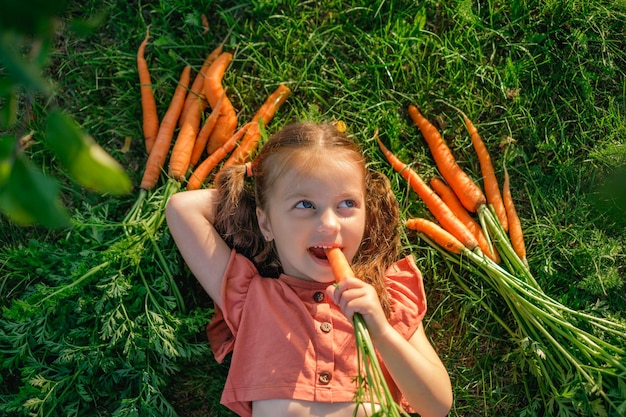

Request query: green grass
[{"left": 2, "top": 0, "right": 626, "bottom": 416}]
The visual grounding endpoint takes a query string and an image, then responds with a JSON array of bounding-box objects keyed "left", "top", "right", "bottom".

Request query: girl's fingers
[
  {"left": 327, "top": 276, "right": 363, "bottom": 303},
  {"left": 327, "top": 277, "right": 380, "bottom": 318},
  {"left": 326, "top": 283, "right": 339, "bottom": 304}
]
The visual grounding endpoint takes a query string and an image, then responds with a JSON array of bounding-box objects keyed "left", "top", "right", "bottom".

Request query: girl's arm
[
  {"left": 374, "top": 321, "right": 453, "bottom": 417},
  {"left": 327, "top": 277, "right": 453, "bottom": 417},
  {"left": 165, "top": 189, "right": 232, "bottom": 308}
]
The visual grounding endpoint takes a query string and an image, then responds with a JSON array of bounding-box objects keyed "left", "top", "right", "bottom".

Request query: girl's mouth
[{"left": 308, "top": 246, "right": 333, "bottom": 260}]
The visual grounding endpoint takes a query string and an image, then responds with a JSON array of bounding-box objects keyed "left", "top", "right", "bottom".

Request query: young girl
[{"left": 166, "top": 122, "right": 453, "bottom": 417}]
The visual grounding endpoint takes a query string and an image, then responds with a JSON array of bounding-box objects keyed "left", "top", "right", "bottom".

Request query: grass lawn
[{"left": 1, "top": 0, "right": 625, "bottom": 416}]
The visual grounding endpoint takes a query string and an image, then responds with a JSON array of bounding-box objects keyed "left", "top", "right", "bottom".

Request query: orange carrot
[
  {"left": 223, "top": 84, "right": 291, "bottom": 167},
  {"left": 179, "top": 43, "right": 224, "bottom": 127},
  {"left": 405, "top": 218, "right": 466, "bottom": 255},
  {"left": 375, "top": 133, "right": 478, "bottom": 250},
  {"left": 168, "top": 96, "right": 203, "bottom": 181},
  {"left": 137, "top": 27, "right": 159, "bottom": 154},
  {"left": 140, "top": 65, "right": 191, "bottom": 191},
  {"left": 186, "top": 122, "right": 251, "bottom": 190},
  {"left": 203, "top": 52, "right": 232, "bottom": 104},
  {"left": 441, "top": 103, "right": 509, "bottom": 232},
  {"left": 430, "top": 177, "right": 500, "bottom": 262},
  {"left": 502, "top": 162, "right": 527, "bottom": 264},
  {"left": 189, "top": 89, "right": 226, "bottom": 167},
  {"left": 408, "top": 105, "right": 486, "bottom": 213},
  {"left": 203, "top": 52, "right": 238, "bottom": 154},
  {"left": 324, "top": 247, "right": 353, "bottom": 283}
]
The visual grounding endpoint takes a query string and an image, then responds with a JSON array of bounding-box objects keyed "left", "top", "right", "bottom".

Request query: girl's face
[{"left": 256, "top": 156, "right": 366, "bottom": 283}]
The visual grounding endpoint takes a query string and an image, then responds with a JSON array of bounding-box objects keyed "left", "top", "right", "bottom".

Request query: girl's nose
[{"left": 318, "top": 208, "right": 340, "bottom": 233}]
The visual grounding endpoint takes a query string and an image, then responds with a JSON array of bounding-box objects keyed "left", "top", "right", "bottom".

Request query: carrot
[
  {"left": 189, "top": 89, "right": 226, "bottom": 167},
  {"left": 202, "top": 50, "right": 234, "bottom": 109},
  {"left": 430, "top": 177, "right": 500, "bottom": 262},
  {"left": 140, "top": 65, "right": 191, "bottom": 191},
  {"left": 464, "top": 113, "right": 509, "bottom": 231},
  {"left": 137, "top": 27, "right": 159, "bottom": 154},
  {"left": 440, "top": 102, "right": 509, "bottom": 232},
  {"left": 405, "top": 218, "right": 467, "bottom": 255},
  {"left": 203, "top": 52, "right": 238, "bottom": 154},
  {"left": 375, "top": 133, "right": 478, "bottom": 250},
  {"left": 408, "top": 105, "right": 486, "bottom": 213},
  {"left": 324, "top": 247, "right": 353, "bottom": 283},
  {"left": 223, "top": 84, "right": 291, "bottom": 167},
  {"left": 168, "top": 95, "right": 203, "bottom": 181},
  {"left": 186, "top": 122, "right": 251, "bottom": 190},
  {"left": 502, "top": 161, "right": 527, "bottom": 264},
  {"left": 179, "top": 43, "right": 224, "bottom": 127}
]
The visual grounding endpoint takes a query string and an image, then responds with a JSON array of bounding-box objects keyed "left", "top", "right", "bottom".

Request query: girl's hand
[{"left": 326, "top": 276, "right": 392, "bottom": 341}]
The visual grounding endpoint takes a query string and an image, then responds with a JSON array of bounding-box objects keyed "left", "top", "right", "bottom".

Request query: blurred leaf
[
  {"left": 45, "top": 111, "right": 132, "bottom": 196},
  {"left": 0, "top": 135, "right": 15, "bottom": 187},
  {"left": 591, "top": 165, "right": 626, "bottom": 228},
  {"left": 0, "top": 33, "right": 52, "bottom": 95},
  {"left": 0, "top": 151, "right": 70, "bottom": 228},
  {"left": 69, "top": 9, "right": 109, "bottom": 37},
  {"left": 0, "top": 0, "right": 67, "bottom": 36},
  {"left": 0, "top": 77, "right": 14, "bottom": 95},
  {"left": 0, "top": 86, "right": 18, "bottom": 129}
]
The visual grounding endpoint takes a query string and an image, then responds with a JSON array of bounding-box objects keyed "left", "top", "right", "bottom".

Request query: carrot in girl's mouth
[{"left": 324, "top": 247, "right": 351, "bottom": 283}]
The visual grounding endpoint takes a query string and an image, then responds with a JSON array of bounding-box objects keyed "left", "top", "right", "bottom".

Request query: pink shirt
[{"left": 206, "top": 249, "right": 427, "bottom": 417}]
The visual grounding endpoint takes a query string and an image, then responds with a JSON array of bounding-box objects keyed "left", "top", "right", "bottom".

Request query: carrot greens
[{"left": 0, "top": 203, "right": 211, "bottom": 416}]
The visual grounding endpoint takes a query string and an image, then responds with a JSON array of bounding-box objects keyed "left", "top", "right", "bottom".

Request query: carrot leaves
[{"left": 0, "top": 203, "right": 212, "bottom": 416}]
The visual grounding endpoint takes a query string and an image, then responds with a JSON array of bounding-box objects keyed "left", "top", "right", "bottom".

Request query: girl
[{"left": 166, "top": 122, "right": 453, "bottom": 417}]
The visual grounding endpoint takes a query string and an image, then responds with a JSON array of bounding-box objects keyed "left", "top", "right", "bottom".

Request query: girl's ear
[{"left": 256, "top": 207, "right": 274, "bottom": 241}]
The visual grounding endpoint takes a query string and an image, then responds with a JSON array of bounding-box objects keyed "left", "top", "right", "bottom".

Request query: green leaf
[
  {"left": 0, "top": 134, "right": 15, "bottom": 187},
  {"left": 0, "top": 85, "right": 18, "bottom": 129},
  {"left": 0, "top": 152, "right": 70, "bottom": 228},
  {"left": 590, "top": 165, "right": 626, "bottom": 227},
  {"left": 0, "top": 77, "right": 13, "bottom": 95},
  {"left": 0, "top": 32, "right": 52, "bottom": 95},
  {"left": 45, "top": 110, "right": 132, "bottom": 196},
  {"left": 0, "top": 0, "right": 67, "bottom": 36}
]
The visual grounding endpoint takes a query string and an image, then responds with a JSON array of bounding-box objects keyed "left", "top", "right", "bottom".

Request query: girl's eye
[
  {"left": 295, "top": 200, "right": 315, "bottom": 209},
  {"left": 339, "top": 199, "right": 357, "bottom": 208}
]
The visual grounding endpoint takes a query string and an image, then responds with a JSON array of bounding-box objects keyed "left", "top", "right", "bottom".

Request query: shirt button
[
  {"left": 313, "top": 291, "right": 325, "bottom": 303},
  {"left": 320, "top": 322, "right": 332, "bottom": 333},
  {"left": 318, "top": 371, "right": 332, "bottom": 385}
]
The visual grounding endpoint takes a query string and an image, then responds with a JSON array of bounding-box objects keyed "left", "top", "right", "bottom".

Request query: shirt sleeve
[
  {"left": 205, "top": 249, "right": 260, "bottom": 363},
  {"left": 385, "top": 255, "right": 428, "bottom": 342}
]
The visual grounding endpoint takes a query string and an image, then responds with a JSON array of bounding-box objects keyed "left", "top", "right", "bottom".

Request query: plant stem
[
  {"left": 353, "top": 313, "right": 410, "bottom": 417},
  {"left": 37, "top": 260, "right": 110, "bottom": 306}
]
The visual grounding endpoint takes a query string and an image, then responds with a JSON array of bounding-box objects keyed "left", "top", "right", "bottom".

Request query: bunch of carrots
[
  {"left": 126, "top": 27, "right": 290, "bottom": 222},
  {"left": 377, "top": 104, "right": 626, "bottom": 416},
  {"left": 124, "top": 28, "right": 290, "bottom": 307}
]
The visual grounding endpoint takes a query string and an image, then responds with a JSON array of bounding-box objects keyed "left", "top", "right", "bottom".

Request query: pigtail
[
  {"left": 213, "top": 164, "right": 282, "bottom": 277},
  {"left": 352, "top": 169, "right": 402, "bottom": 317}
]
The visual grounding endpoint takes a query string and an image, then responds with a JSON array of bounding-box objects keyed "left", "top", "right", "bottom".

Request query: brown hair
[{"left": 213, "top": 122, "right": 401, "bottom": 315}]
